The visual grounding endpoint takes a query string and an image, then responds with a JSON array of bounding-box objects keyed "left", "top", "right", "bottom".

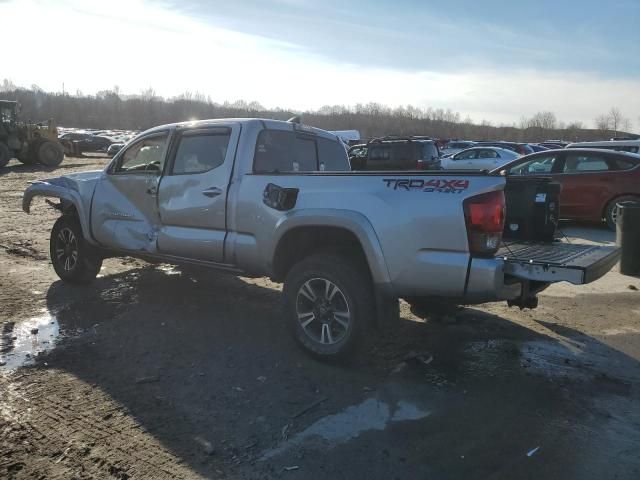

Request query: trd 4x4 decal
[{"left": 383, "top": 178, "right": 470, "bottom": 194}]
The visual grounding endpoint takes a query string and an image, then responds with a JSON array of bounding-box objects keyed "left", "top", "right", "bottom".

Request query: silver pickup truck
[{"left": 23, "top": 118, "right": 619, "bottom": 359}]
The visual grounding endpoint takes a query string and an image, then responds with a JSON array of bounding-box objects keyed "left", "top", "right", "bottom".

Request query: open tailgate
[{"left": 498, "top": 242, "right": 620, "bottom": 285}]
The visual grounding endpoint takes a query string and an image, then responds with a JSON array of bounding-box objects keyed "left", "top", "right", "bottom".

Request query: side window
[
  {"left": 394, "top": 143, "right": 415, "bottom": 162},
  {"left": 317, "top": 137, "right": 349, "bottom": 171},
  {"left": 478, "top": 149, "right": 499, "bottom": 159},
  {"left": 612, "top": 158, "right": 639, "bottom": 171},
  {"left": 114, "top": 133, "right": 169, "bottom": 173},
  {"left": 563, "top": 154, "right": 610, "bottom": 173},
  {"left": 253, "top": 129, "right": 317, "bottom": 173},
  {"left": 369, "top": 146, "right": 391, "bottom": 161},
  {"left": 454, "top": 150, "right": 477, "bottom": 160},
  {"left": 509, "top": 155, "right": 558, "bottom": 175},
  {"left": 172, "top": 131, "right": 231, "bottom": 175},
  {"left": 621, "top": 146, "right": 639, "bottom": 154}
]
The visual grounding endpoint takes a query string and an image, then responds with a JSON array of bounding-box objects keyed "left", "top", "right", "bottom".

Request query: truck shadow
[{"left": 39, "top": 264, "right": 640, "bottom": 479}]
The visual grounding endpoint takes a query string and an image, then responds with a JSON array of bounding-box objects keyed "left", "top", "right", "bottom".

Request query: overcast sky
[{"left": 2, "top": 0, "right": 639, "bottom": 128}]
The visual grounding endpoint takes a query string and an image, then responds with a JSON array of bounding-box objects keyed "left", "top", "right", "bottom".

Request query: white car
[
  {"left": 566, "top": 140, "right": 640, "bottom": 154},
  {"left": 440, "top": 147, "right": 520, "bottom": 170},
  {"left": 441, "top": 141, "right": 476, "bottom": 157}
]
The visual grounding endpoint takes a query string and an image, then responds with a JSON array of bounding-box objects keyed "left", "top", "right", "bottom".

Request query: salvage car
[
  {"left": 351, "top": 136, "right": 441, "bottom": 170},
  {"left": 494, "top": 148, "right": 640, "bottom": 229},
  {"left": 23, "top": 119, "right": 619, "bottom": 359},
  {"left": 441, "top": 140, "right": 476, "bottom": 157},
  {"left": 566, "top": 139, "right": 640, "bottom": 154},
  {"left": 440, "top": 146, "right": 520, "bottom": 170}
]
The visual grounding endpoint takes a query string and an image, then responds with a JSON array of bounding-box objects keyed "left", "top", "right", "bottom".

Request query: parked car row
[
  {"left": 492, "top": 148, "right": 640, "bottom": 230},
  {"left": 57, "top": 127, "right": 138, "bottom": 155},
  {"left": 347, "top": 135, "right": 640, "bottom": 230}
]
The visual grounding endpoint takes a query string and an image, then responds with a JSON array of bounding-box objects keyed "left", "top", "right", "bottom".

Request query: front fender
[
  {"left": 270, "top": 209, "right": 393, "bottom": 289},
  {"left": 23, "top": 180, "right": 95, "bottom": 244}
]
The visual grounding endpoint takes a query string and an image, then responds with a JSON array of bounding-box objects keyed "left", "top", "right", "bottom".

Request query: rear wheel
[
  {"left": 0, "top": 142, "right": 11, "bottom": 168},
  {"left": 605, "top": 195, "right": 640, "bottom": 230},
  {"left": 37, "top": 140, "right": 64, "bottom": 167},
  {"left": 283, "top": 253, "right": 374, "bottom": 360},
  {"left": 50, "top": 216, "right": 102, "bottom": 283}
]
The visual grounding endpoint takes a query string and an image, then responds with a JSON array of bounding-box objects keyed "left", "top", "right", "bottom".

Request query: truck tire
[
  {"left": 283, "top": 253, "right": 374, "bottom": 360},
  {"left": 0, "top": 143, "right": 11, "bottom": 168},
  {"left": 605, "top": 195, "right": 640, "bottom": 231},
  {"left": 37, "top": 140, "right": 64, "bottom": 167},
  {"left": 50, "top": 216, "right": 102, "bottom": 284},
  {"left": 17, "top": 152, "right": 37, "bottom": 164}
]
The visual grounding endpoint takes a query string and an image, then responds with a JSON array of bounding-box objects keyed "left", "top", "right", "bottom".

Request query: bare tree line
[
  {"left": 595, "top": 107, "right": 634, "bottom": 137},
  {"left": 0, "top": 79, "right": 635, "bottom": 142}
]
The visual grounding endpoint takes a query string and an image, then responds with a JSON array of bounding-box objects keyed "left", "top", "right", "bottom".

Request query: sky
[{"left": 2, "top": 0, "right": 639, "bottom": 129}]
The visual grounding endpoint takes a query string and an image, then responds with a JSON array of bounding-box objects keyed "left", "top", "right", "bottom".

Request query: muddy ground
[{"left": 1, "top": 155, "right": 640, "bottom": 480}]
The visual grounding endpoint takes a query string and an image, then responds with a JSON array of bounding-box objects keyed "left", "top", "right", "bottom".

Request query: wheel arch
[
  {"left": 23, "top": 181, "right": 94, "bottom": 243},
  {"left": 269, "top": 209, "right": 392, "bottom": 288},
  {"left": 602, "top": 193, "right": 640, "bottom": 219}
]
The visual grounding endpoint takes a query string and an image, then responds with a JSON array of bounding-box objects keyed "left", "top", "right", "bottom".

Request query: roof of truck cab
[{"left": 140, "top": 118, "right": 339, "bottom": 140}]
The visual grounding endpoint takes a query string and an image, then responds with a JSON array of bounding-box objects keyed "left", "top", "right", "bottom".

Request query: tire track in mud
[{"left": 0, "top": 370, "right": 205, "bottom": 480}]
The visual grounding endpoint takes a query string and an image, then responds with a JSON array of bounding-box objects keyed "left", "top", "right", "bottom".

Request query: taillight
[{"left": 463, "top": 190, "right": 505, "bottom": 256}]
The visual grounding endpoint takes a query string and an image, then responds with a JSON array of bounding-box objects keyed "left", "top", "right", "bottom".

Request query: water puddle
[
  {"left": 157, "top": 264, "right": 181, "bottom": 275},
  {"left": 1, "top": 314, "right": 60, "bottom": 370},
  {"left": 261, "top": 398, "right": 429, "bottom": 460},
  {"left": 462, "top": 338, "right": 599, "bottom": 381}
]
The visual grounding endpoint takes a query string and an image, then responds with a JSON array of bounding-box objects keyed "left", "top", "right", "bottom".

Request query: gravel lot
[{"left": 1, "top": 156, "right": 640, "bottom": 479}]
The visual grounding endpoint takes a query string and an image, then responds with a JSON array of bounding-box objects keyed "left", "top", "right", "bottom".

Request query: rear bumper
[
  {"left": 463, "top": 241, "right": 620, "bottom": 303},
  {"left": 464, "top": 257, "right": 523, "bottom": 303}
]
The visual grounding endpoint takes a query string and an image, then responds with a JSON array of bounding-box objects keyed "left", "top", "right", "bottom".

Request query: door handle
[
  {"left": 146, "top": 185, "right": 157, "bottom": 195},
  {"left": 202, "top": 187, "right": 223, "bottom": 198}
]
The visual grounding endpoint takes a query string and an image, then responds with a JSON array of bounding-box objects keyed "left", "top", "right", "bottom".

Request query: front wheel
[
  {"left": 37, "top": 140, "right": 64, "bottom": 167},
  {"left": 605, "top": 195, "right": 640, "bottom": 230},
  {"left": 283, "top": 253, "right": 374, "bottom": 360},
  {"left": 50, "top": 216, "right": 102, "bottom": 283}
]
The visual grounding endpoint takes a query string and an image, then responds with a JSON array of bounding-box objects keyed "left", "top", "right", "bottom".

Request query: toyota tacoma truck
[{"left": 23, "top": 118, "right": 620, "bottom": 359}]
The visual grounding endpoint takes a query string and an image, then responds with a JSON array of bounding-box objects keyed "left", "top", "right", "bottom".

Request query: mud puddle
[
  {"left": 261, "top": 396, "right": 430, "bottom": 460},
  {"left": 1, "top": 313, "right": 60, "bottom": 370},
  {"left": 460, "top": 337, "right": 635, "bottom": 383}
]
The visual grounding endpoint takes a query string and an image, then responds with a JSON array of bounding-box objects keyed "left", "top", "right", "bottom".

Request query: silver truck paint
[{"left": 23, "top": 118, "right": 618, "bottom": 306}]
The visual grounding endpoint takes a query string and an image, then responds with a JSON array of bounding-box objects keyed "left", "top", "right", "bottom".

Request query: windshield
[{"left": 0, "top": 106, "right": 15, "bottom": 123}]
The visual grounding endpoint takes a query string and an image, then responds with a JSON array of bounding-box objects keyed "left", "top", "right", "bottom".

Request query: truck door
[
  {"left": 91, "top": 131, "right": 170, "bottom": 252},
  {"left": 156, "top": 125, "right": 239, "bottom": 263}
]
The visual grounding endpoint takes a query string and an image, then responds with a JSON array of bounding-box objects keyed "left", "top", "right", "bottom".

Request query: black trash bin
[{"left": 616, "top": 201, "right": 640, "bottom": 276}]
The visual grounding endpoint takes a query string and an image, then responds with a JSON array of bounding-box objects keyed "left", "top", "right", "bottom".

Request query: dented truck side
[{"left": 23, "top": 118, "right": 620, "bottom": 359}]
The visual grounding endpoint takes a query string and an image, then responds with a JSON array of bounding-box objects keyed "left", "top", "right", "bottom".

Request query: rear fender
[
  {"left": 270, "top": 209, "right": 393, "bottom": 289},
  {"left": 23, "top": 179, "right": 95, "bottom": 244}
]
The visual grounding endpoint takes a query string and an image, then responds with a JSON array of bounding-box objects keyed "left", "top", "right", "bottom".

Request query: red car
[{"left": 494, "top": 148, "right": 640, "bottom": 230}]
